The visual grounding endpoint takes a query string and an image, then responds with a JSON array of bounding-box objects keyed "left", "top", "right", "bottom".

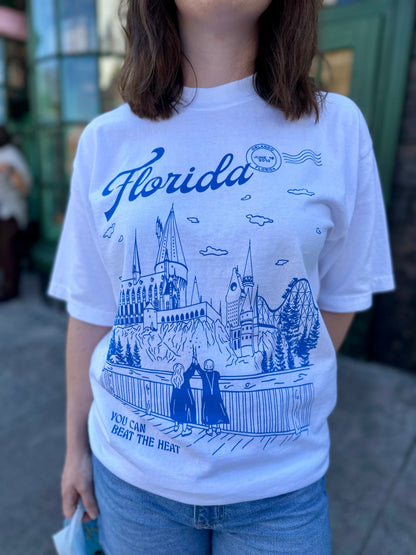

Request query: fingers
[
  {"left": 62, "top": 482, "right": 99, "bottom": 521},
  {"left": 80, "top": 488, "right": 99, "bottom": 522},
  {"left": 62, "top": 485, "right": 79, "bottom": 520},
  {"left": 61, "top": 452, "right": 99, "bottom": 521}
]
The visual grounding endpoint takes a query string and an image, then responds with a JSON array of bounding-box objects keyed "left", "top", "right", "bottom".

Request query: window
[
  {"left": 59, "top": 0, "right": 97, "bottom": 54},
  {"left": 61, "top": 56, "right": 99, "bottom": 122},
  {"left": 31, "top": 0, "right": 57, "bottom": 59}
]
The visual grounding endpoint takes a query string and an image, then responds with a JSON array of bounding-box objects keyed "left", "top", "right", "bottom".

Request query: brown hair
[{"left": 119, "top": 0, "right": 324, "bottom": 122}]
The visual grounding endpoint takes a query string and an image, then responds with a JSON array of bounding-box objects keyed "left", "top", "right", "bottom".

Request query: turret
[
  {"left": 191, "top": 276, "right": 200, "bottom": 304},
  {"left": 242, "top": 241, "right": 254, "bottom": 302},
  {"left": 132, "top": 230, "right": 141, "bottom": 284},
  {"left": 226, "top": 267, "right": 244, "bottom": 328},
  {"left": 154, "top": 207, "right": 188, "bottom": 284},
  {"left": 154, "top": 207, "right": 188, "bottom": 306}
]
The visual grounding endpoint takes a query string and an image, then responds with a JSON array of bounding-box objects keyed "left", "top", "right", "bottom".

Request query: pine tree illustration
[
  {"left": 279, "top": 300, "right": 292, "bottom": 368},
  {"left": 107, "top": 332, "right": 116, "bottom": 361},
  {"left": 280, "top": 291, "right": 301, "bottom": 369},
  {"left": 125, "top": 340, "right": 134, "bottom": 366},
  {"left": 273, "top": 330, "right": 286, "bottom": 371},
  {"left": 261, "top": 351, "right": 268, "bottom": 373},
  {"left": 133, "top": 341, "right": 141, "bottom": 367},
  {"left": 116, "top": 337, "right": 125, "bottom": 364},
  {"left": 296, "top": 325, "right": 310, "bottom": 366},
  {"left": 307, "top": 317, "right": 320, "bottom": 352}
]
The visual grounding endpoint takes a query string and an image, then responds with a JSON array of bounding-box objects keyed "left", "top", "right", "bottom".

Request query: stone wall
[{"left": 370, "top": 22, "right": 416, "bottom": 371}]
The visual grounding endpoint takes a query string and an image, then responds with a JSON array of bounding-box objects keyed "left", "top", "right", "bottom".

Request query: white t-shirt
[{"left": 48, "top": 76, "right": 394, "bottom": 505}]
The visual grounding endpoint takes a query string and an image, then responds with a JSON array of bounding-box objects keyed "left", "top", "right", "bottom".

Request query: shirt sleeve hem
[
  {"left": 47, "top": 282, "right": 116, "bottom": 326},
  {"left": 318, "top": 296, "right": 372, "bottom": 313},
  {"left": 318, "top": 277, "right": 395, "bottom": 313},
  {"left": 371, "top": 275, "right": 396, "bottom": 293}
]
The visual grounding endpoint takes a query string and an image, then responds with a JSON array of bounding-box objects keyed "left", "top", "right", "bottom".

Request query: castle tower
[
  {"left": 143, "top": 302, "right": 158, "bottom": 330},
  {"left": 132, "top": 230, "right": 141, "bottom": 284},
  {"left": 252, "top": 286, "right": 260, "bottom": 352},
  {"left": 154, "top": 206, "right": 188, "bottom": 307},
  {"left": 191, "top": 276, "right": 200, "bottom": 304},
  {"left": 226, "top": 267, "right": 244, "bottom": 351},
  {"left": 240, "top": 292, "right": 254, "bottom": 356},
  {"left": 242, "top": 241, "right": 254, "bottom": 303}
]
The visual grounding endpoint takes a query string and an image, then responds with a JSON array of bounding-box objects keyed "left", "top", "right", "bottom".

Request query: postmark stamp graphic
[{"left": 246, "top": 144, "right": 282, "bottom": 173}]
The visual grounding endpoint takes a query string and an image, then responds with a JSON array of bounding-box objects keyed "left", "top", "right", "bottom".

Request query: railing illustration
[{"left": 102, "top": 368, "right": 314, "bottom": 436}]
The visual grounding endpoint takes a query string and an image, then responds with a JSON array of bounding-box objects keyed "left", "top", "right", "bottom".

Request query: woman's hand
[
  {"left": 61, "top": 447, "right": 98, "bottom": 522},
  {"left": 63, "top": 317, "right": 111, "bottom": 521}
]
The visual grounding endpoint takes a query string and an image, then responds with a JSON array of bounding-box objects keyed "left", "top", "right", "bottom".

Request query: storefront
[
  {"left": 0, "top": 0, "right": 413, "bottom": 264},
  {"left": 1, "top": 0, "right": 415, "bottom": 362},
  {"left": 28, "top": 0, "right": 125, "bottom": 267}
]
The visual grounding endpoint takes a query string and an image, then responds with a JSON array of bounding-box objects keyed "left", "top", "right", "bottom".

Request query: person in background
[
  {"left": 0, "top": 126, "right": 31, "bottom": 302},
  {"left": 48, "top": 1, "right": 395, "bottom": 553}
]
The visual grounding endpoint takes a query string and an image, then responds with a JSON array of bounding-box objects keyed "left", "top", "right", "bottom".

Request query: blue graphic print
[
  {"left": 103, "top": 223, "right": 115, "bottom": 238},
  {"left": 170, "top": 361, "right": 196, "bottom": 436},
  {"left": 246, "top": 214, "right": 274, "bottom": 226},
  {"left": 282, "top": 150, "right": 322, "bottom": 166},
  {"left": 200, "top": 246, "right": 229, "bottom": 257},
  {"left": 246, "top": 144, "right": 282, "bottom": 173},
  {"left": 287, "top": 188, "right": 315, "bottom": 196},
  {"left": 192, "top": 349, "right": 230, "bottom": 435},
  {"left": 102, "top": 207, "right": 321, "bottom": 453}
]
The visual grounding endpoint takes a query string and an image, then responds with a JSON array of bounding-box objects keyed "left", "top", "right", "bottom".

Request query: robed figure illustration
[
  {"left": 170, "top": 362, "right": 196, "bottom": 436},
  {"left": 192, "top": 348, "right": 229, "bottom": 436}
]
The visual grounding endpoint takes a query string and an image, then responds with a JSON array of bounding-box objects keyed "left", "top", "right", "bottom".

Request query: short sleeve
[
  {"left": 47, "top": 135, "right": 117, "bottom": 326},
  {"left": 317, "top": 146, "right": 395, "bottom": 313}
]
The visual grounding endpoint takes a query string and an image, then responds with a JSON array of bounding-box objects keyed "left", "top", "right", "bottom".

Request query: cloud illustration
[
  {"left": 199, "top": 246, "right": 229, "bottom": 257},
  {"left": 275, "top": 259, "right": 289, "bottom": 266},
  {"left": 241, "top": 195, "right": 252, "bottom": 201},
  {"left": 246, "top": 214, "right": 274, "bottom": 226},
  {"left": 287, "top": 188, "right": 315, "bottom": 196},
  {"left": 187, "top": 217, "right": 200, "bottom": 223},
  {"left": 103, "top": 223, "right": 115, "bottom": 238}
]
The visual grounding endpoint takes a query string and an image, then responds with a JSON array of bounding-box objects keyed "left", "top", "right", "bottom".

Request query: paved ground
[{"left": 0, "top": 272, "right": 415, "bottom": 555}]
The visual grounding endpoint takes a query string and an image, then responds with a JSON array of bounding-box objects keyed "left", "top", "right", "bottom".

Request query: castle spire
[
  {"left": 191, "top": 277, "right": 200, "bottom": 304},
  {"left": 132, "top": 230, "right": 141, "bottom": 281},
  {"left": 154, "top": 208, "right": 188, "bottom": 307},
  {"left": 242, "top": 241, "right": 254, "bottom": 292},
  {"left": 155, "top": 206, "right": 187, "bottom": 270}
]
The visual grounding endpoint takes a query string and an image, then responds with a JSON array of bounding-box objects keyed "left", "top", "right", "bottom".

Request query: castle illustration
[
  {"left": 114, "top": 206, "right": 319, "bottom": 365},
  {"left": 114, "top": 207, "right": 221, "bottom": 331},
  {"left": 104, "top": 207, "right": 321, "bottom": 440}
]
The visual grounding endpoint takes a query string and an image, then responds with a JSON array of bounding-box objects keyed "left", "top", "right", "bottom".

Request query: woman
[
  {"left": 49, "top": 1, "right": 395, "bottom": 553},
  {"left": 0, "top": 126, "right": 31, "bottom": 301}
]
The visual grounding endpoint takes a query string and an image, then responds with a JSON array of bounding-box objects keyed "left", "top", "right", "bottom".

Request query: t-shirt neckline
[{"left": 180, "top": 75, "right": 257, "bottom": 110}]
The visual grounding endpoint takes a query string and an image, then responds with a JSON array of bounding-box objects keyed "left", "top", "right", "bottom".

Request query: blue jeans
[{"left": 92, "top": 455, "right": 331, "bottom": 555}]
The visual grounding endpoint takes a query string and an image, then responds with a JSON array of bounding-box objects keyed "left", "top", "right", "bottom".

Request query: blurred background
[
  {"left": 0, "top": 0, "right": 415, "bottom": 553},
  {"left": 1, "top": 0, "right": 415, "bottom": 367}
]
